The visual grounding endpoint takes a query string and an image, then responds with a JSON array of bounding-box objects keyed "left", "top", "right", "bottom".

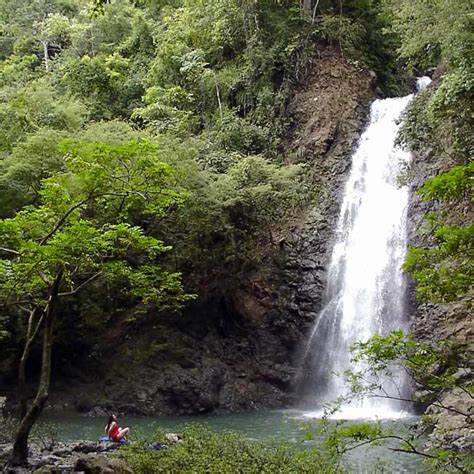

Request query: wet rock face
[
  {"left": 278, "top": 47, "right": 375, "bottom": 394},
  {"left": 48, "top": 294, "right": 299, "bottom": 417}
]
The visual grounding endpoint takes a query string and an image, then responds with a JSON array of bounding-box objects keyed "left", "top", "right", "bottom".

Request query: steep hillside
[{"left": 43, "top": 47, "right": 377, "bottom": 416}]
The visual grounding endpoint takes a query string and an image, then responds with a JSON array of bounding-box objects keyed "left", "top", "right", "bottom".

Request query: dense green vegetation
[
  {"left": 393, "top": 0, "right": 474, "bottom": 303},
  {"left": 0, "top": 0, "right": 407, "bottom": 465},
  {"left": 123, "top": 425, "right": 337, "bottom": 473},
  {"left": 0, "top": 0, "right": 472, "bottom": 468},
  {"left": 2, "top": 137, "right": 193, "bottom": 462}
]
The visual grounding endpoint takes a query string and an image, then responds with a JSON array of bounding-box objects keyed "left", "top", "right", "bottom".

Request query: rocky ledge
[{"left": 0, "top": 440, "right": 130, "bottom": 473}]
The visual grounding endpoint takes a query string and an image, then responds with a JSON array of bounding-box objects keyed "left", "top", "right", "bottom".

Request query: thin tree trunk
[
  {"left": 303, "top": 0, "right": 312, "bottom": 15},
  {"left": 18, "top": 307, "right": 45, "bottom": 420},
  {"left": 312, "top": 0, "right": 320, "bottom": 24},
  {"left": 11, "top": 270, "right": 62, "bottom": 466},
  {"left": 41, "top": 40, "right": 49, "bottom": 72},
  {"left": 215, "top": 82, "right": 223, "bottom": 121}
]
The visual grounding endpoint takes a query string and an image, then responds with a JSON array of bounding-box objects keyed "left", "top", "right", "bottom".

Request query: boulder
[{"left": 73, "top": 454, "right": 131, "bottom": 474}]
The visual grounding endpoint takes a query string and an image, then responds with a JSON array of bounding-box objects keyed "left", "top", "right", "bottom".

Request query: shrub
[{"left": 123, "top": 425, "right": 336, "bottom": 474}]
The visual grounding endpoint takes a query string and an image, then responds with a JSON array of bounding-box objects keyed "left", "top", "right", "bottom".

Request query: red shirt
[{"left": 108, "top": 422, "right": 120, "bottom": 441}]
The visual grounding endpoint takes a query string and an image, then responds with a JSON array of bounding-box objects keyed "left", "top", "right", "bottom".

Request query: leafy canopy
[{"left": 0, "top": 139, "right": 190, "bottom": 313}]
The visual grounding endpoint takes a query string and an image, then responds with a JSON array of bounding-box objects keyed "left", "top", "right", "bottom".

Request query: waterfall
[{"left": 299, "top": 78, "right": 431, "bottom": 420}]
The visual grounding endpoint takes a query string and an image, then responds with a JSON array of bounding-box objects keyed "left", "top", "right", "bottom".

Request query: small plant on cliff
[
  {"left": 402, "top": 161, "right": 474, "bottom": 303},
  {"left": 0, "top": 139, "right": 191, "bottom": 465}
]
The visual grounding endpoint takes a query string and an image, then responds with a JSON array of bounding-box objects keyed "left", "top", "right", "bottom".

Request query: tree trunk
[
  {"left": 215, "top": 82, "right": 223, "bottom": 121},
  {"left": 18, "top": 308, "right": 44, "bottom": 420},
  {"left": 303, "top": 0, "right": 312, "bottom": 14},
  {"left": 11, "top": 271, "right": 62, "bottom": 466},
  {"left": 312, "top": 0, "right": 320, "bottom": 24},
  {"left": 41, "top": 40, "right": 49, "bottom": 72}
]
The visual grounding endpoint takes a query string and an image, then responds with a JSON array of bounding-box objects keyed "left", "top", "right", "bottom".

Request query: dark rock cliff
[{"left": 39, "top": 48, "right": 376, "bottom": 417}]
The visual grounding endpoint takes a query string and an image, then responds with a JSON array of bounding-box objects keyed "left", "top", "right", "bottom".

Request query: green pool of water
[{"left": 39, "top": 409, "right": 423, "bottom": 472}]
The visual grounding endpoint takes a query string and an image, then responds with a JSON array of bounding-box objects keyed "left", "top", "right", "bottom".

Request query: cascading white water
[{"left": 300, "top": 78, "right": 431, "bottom": 420}]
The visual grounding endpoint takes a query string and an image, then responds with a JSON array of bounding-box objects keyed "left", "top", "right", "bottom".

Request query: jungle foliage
[
  {"left": 1, "top": 0, "right": 403, "bottom": 464},
  {"left": 0, "top": 0, "right": 404, "bottom": 371},
  {"left": 391, "top": 0, "right": 474, "bottom": 303},
  {"left": 0, "top": 0, "right": 473, "bottom": 467}
]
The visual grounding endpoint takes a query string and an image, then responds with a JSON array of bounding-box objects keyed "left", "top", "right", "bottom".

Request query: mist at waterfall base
[{"left": 298, "top": 78, "right": 432, "bottom": 421}]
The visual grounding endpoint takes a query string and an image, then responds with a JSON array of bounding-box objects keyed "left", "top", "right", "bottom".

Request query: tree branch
[
  {"left": 39, "top": 196, "right": 96, "bottom": 245},
  {"left": 215, "top": 81, "right": 223, "bottom": 121},
  {"left": 0, "top": 247, "right": 20, "bottom": 256},
  {"left": 456, "top": 384, "right": 474, "bottom": 400},
  {"left": 39, "top": 192, "right": 130, "bottom": 246},
  {"left": 342, "top": 434, "right": 438, "bottom": 460},
  {"left": 38, "top": 270, "right": 52, "bottom": 287},
  {"left": 312, "top": 0, "right": 320, "bottom": 24},
  {"left": 389, "top": 446, "right": 438, "bottom": 459},
  {"left": 58, "top": 272, "right": 103, "bottom": 296},
  {"left": 29, "top": 311, "right": 46, "bottom": 351},
  {"left": 1, "top": 300, "right": 34, "bottom": 308},
  {"left": 370, "top": 393, "right": 472, "bottom": 419}
]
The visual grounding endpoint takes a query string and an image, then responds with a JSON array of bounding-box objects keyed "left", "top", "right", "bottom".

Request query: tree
[
  {"left": 0, "top": 129, "right": 67, "bottom": 217},
  {"left": 382, "top": 0, "right": 474, "bottom": 68},
  {"left": 0, "top": 78, "right": 88, "bottom": 154},
  {"left": 0, "top": 139, "right": 190, "bottom": 465},
  {"left": 0, "top": 0, "right": 79, "bottom": 67}
]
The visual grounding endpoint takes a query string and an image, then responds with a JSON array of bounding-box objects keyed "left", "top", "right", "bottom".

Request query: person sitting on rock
[{"left": 105, "top": 414, "right": 129, "bottom": 442}]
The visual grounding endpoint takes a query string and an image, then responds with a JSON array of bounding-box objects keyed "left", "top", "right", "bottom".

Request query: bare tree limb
[
  {"left": 38, "top": 270, "right": 54, "bottom": 287},
  {"left": 0, "top": 247, "right": 20, "bottom": 256},
  {"left": 369, "top": 393, "right": 472, "bottom": 419},
  {"left": 58, "top": 271, "right": 103, "bottom": 296},
  {"left": 1, "top": 300, "right": 34, "bottom": 308},
  {"left": 312, "top": 0, "right": 320, "bottom": 24},
  {"left": 215, "top": 81, "right": 223, "bottom": 121}
]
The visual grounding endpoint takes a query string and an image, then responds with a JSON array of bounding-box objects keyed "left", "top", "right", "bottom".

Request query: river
[{"left": 39, "top": 409, "right": 423, "bottom": 472}]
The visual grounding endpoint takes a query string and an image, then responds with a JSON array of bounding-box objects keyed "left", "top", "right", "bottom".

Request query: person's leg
[{"left": 117, "top": 427, "right": 129, "bottom": 441}]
